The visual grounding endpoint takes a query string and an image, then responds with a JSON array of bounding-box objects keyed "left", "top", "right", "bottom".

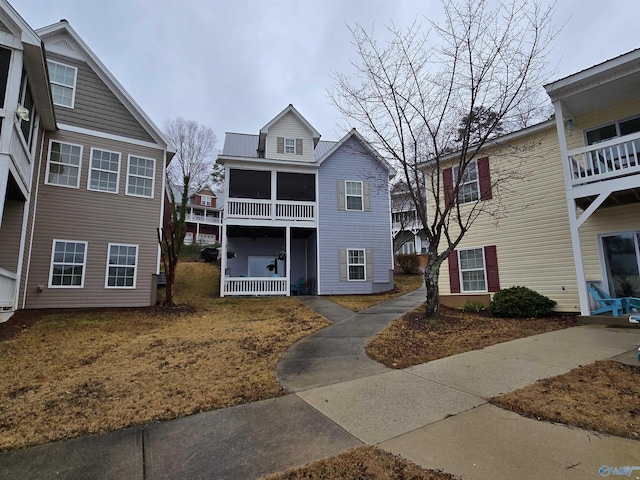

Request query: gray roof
[{"left": 222, "top": 132, "right": 337, "bottom": 161}]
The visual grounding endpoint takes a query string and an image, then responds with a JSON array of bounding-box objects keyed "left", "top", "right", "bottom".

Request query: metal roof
[{"left": 222, "top": 132, "right": 337, "bottom": 161}]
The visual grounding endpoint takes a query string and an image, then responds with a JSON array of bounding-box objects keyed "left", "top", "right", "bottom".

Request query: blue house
[{"left": 217, "top": 104, "right": 396, "bottom": 296}]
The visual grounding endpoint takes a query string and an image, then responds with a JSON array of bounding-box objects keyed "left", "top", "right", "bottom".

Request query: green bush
[
  {"left": 490, "top": 286, "right": 557, "bottom": 318},
  {"left": 459, "top": 300, "right": 486, "bottom": 313},
  {"left": 395, "top": 253, "right": 420, "bottom": 274}
]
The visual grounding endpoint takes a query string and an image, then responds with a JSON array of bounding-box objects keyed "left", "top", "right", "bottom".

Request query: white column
[
  {"left": 286, "top": 226, "right": 291, "bottom": 296},
  {"left": 220, "top": 222, "right": 227, "bottom": 297},
  {"left": 0, "top": 161, "right": 9, "bottom": 228},
  {"left": 554, "top": 101, "right": 590, "bottom": 316}
]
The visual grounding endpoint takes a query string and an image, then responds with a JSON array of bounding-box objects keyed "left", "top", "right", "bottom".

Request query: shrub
[
  {"left": 490, "top": 286, "right": 557, "bottom": 318},
  {"left": 395, "top": 253, "right": 420, "bottom": 274},
  {"left": 459, "top": 300, "right": 486, "bottom": 313}
]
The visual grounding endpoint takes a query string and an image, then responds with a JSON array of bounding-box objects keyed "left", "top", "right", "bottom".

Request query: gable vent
[{"left": 51, "top": 38, "right": 76, "bottom": 53}]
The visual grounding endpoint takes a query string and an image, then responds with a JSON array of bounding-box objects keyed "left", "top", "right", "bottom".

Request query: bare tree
[
  {"left": 160, "top": 117, "right": 217, "bottom": 307},
  {"left": 330, "top": 0, "right": 556, "bottom": 316}
]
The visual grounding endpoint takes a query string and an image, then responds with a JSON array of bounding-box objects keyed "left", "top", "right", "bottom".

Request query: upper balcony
[
  {"left": 185, "top": 211, "right": 222, "bottom": 225},
  {"left": 568, "top": 131, "right": 640, "bottom": 187},
  {"left": 226, "top": 198, "right": 316, "bottom": 224}
]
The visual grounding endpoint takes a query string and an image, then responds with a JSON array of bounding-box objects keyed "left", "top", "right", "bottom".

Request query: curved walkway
[{"left": 277, "top": 285, "right": 426, "bottom": 392}]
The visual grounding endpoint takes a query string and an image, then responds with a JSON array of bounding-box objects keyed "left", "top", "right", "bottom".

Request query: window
[
  {"left": 47, "top": 60, "right": 77, "bottom": 108},
  {"left": 88, "top": 148, "right": 120, "bottom": 193},
  {"left": 401, "top": 242, "right": 415, "bottom": 254},
  {"left": 46, "top": 141, "right": 83, "bottom": 188},
  {"left": 348, "top": 249, "right": 366, "bottom": 281},
  {"left": 106, "top": 244, "right": 138, "bottom": 288},
  {"left": 345, "top": 181, "right": 363, "bottom": 211},
  {"left": 127, "top": 155, "right": 155, "bottom": 198},
  {"left": 0, "top": 47, "right": 11, "bottom": 108},
  {"left": 200, "top": 195, "right": 212, "bottom": 206},
  {"left": 49, "top": 240, "right": 87, "bottom": 288},
  {"left": 453, "top": 160, "right": 479, "bottom": 204},
  {"left": 284, "top": 138, "right": 295, "bottom": 154},
  {"left": 586, "top": 116, "right": 640, "bottom": 145},
  {"left": 459, "top": 248, "right": 486, "bottom": 292}
]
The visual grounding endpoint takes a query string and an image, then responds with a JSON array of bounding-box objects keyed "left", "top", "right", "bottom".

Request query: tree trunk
[{"left": 424, "top": 255, "right": 442, "bottom": 317}]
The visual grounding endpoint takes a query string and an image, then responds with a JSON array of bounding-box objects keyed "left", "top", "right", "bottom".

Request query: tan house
[
  {"left": 426, "top": 49, "right": 640, "bottom": 315},
  {"left": 0, "top": 1, "right": 172, "bottom": 320}
]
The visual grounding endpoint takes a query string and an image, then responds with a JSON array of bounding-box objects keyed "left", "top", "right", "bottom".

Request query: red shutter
[
  {"left": 195, "top": 195, "right": 202, "bottom": 205},
  {"left": 448, "top": 250, "right": 461, "bottom": 293},
  {"left": 484, "top": 245, "right": 500, "bottom": 292},
  {"left": 478, "top": 157, "right": 492, "bottom": 200},
  {"left": 443, "top": 167, "right": 454, "bottom": 208}
]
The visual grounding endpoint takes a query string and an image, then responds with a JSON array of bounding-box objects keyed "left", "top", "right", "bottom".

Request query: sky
[{"left": 10, "top": 0, "right": 640, "bottom": 148}]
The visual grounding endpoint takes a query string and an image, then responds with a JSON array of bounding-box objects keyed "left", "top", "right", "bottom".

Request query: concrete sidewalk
[{"left": 1, "top": 286, "right": 639, "bottom": 480}]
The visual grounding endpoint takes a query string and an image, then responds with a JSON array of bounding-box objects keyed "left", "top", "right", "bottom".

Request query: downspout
[{"left": 22, "top": 130, "right": 46, "bottom": 308}]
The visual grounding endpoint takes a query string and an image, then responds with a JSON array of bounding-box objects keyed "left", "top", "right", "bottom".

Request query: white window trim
[
  {"left": 347, "top": 248, "right": 366, "bottom": 282},
  {"left": 105, "top": 243, "right": 139, "bottom": 289},
  {"left": 458, "top": 247, "right": 487, "bottom": 293},
  {"left": 47, "top": 60, "right": 78, "bottom": 109},
  {"left": 87, "top": 147, "right": 121, "bottom": 194},
  {"left": 44, "top": 139, "right": 83, "bottom": 189},
  {"left": 284, "top": 137, "right": 296, "bottom": 154},
  {"left": 48, "top": 239, "right": 87, "bottom": 289},
  {"left": 200, "top": 195, "right": 212, "bottom": 206},
  {"left": 345, "top": 180, "right": 364, "bottom": 211},
  {"left": 126, "top": 154, "right": 156, "bottom": 199},
  {"left": 452, "top": 160, "right": 479, "bottom": 205}
]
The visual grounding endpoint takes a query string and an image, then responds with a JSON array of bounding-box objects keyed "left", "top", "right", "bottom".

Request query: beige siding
[
  {"left": 580, "top": 203, "right": 640, "bottom": 282},
  {"left": 0, "top": 199, "right": 24, "bottom": 272},
  {"left": 435, "top": 127, "right": 581, "bottom": 312},
  {"left": 24, "top": 130, "right": 164, "bottom": 309},
  {"left": 265, "top": 112, "right": 315, "bottom": 162},
  {"left": 46, "top": 51, "right": 155, "bottom": 143}
]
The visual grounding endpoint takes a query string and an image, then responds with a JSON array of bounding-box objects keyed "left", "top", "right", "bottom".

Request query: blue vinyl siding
[{"left": 317, "top": 137, "right": 393, "bottom": 294}]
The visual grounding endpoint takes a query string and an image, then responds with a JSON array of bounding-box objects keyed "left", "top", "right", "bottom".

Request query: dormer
[{"left": 257, "top": 104, "right": 320, "bottom": 163}]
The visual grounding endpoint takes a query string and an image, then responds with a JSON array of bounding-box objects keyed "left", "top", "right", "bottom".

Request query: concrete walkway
[{"left": 1, "top": 288, "right": 639, "bottom": 480}]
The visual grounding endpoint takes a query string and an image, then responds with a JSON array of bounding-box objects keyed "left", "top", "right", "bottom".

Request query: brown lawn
[
  {"left": 327, "top": 273, "right": 423, "bottom": 312},
  {"left": 262, "top": 446, "right": 459, "bottom": 480},
  {"left": 367, "top": 304, "right": 577, "bottom": 369},
  {"left": 0, "top": 262, "right": 330, "bottom": 451},
  {"left": 492, "top": 360, "right": 640, "bottom": 440}
]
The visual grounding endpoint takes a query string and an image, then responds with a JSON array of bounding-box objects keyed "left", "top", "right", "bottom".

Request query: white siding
[{"left": 265, "top": 112, "right": 314, "bottom": 162}]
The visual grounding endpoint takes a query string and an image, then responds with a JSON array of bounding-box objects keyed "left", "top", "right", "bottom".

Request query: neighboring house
[
  {"left": 217, "top": 104, "right": 396, "bottom": 297},
  {"left": 0, "top": 0, "right": 172, "bottom": 320},
  {"left": 423, "top": 48, "right": 640, "bottom": 315},
  {"left": 173, "top": 186, "right": 223, "bottom": 245},
  {"left": 390, "top": 181, "right": 428, "bottom": 255}
]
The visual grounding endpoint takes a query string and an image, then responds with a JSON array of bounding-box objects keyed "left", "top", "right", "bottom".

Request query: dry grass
[
  {"left": 492, "top": 360, "right": 640, "bottom": 440},
  {"left": 0, "top": 262, "right": 329, "bottom": 451},
  {"left": 327, "top": 273, "right": 423, "bottom": 312},
  {"left": 262, "top": 446, "right": 459, "bottom": 480},
  {"left": 367, "top": 305, "right": 577, "bottom": 369}
]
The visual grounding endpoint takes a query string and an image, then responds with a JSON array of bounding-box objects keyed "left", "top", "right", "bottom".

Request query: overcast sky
[{"left": 11, "top": 0, "right": 640, "bottom": 147}]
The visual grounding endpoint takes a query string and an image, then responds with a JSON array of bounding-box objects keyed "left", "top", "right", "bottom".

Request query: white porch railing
[
  {"left": 185, "top": 213, "right": 221, "bottom": 225},
  {"left": 227, "top": 199, "right": 316, "bottom": 222},
  {"left": 568, "top": 131, "right": 640, "bottom": 186},
  {"left": 0, "top": 267, "right": 17, "bottom": 309},
  {"left": 223, "top": 277, "right": 288, "bottom": 296},
  {"left": 391, "top": 220, "right": 422, "bottom": 235},
  {"left": 9, "top": 126, "right": 31, "bottom": 188}
]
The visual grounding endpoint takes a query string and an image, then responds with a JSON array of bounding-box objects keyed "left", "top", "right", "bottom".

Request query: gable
[
  {"left": 0, "top": 19, "right": 11, "bottom": 34},
  {"left": 45, "top": 50, "right": 155, "bottom": 143},
  {"left": 265, "top": 111, "right": 315, "bottom": 162}
]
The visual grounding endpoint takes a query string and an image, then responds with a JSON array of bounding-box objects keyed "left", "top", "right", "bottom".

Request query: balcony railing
[
  {"left": 568, "top": 131, "right": 640, "bottom": 186},
  {"left": 185, "top": 213, "right": 221, "bottom": 225},
  {"left": 223, "top": 277, "right": 288, "bottom": 296},
  {"left": 391, "top": 220, "right": 422, "bottom": 234},
  {"left": 226, "top": 199, "right": 316, "bottom": 223},
  {"left": 10, "top": 125, "right": 31, "bottom": 188},
  {"left": 0, "top": 268, "right": 17, "bottom": 309}
]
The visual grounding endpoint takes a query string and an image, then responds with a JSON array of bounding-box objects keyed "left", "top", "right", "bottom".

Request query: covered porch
[{"left": 220, "top": 225, "right": 317, "bottom": 297}]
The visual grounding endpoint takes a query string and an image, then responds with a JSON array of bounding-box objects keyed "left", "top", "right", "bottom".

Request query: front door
[{"left": 601, "top": 232, "right": 640, "bottom": 297}]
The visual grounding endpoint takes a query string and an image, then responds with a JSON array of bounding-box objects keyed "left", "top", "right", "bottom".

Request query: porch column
[
  {"left": 196, "top": 222, "right": 200, "bottom": 244},
  {"left": 286, "top": 226, "right": 291, "bottom": 296},
  {"left": 553, "top": 101, "right": 590, "bottom": 316},
  {"left": 220, "top": 222, "right": 227, "bottom": 297},
  {"left": 0, "top": 162, "right": 8, "bottom": 229}
]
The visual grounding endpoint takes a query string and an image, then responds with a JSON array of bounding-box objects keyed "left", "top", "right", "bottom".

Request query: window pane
[
  {"left": 276, "top": 172, "right": 315, "bottom": 201},
  {"left": 106, "top": 244, "right": 137, "bottom": 288},
  {"left": 50, "top": 241, "right": 85, "bottom": 287},
  {"left": 229, "top": 169, "right": 271, "bottom": 199},
  {"left": 586, "top": 124, "right": 617, "bottom": 145}
]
